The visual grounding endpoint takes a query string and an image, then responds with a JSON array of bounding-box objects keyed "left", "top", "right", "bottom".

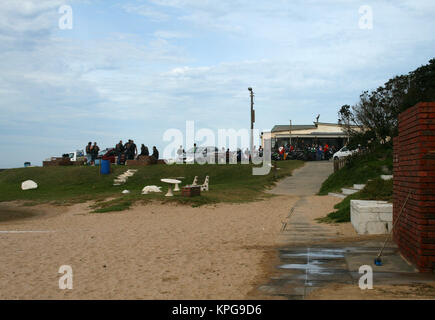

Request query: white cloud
[
  {"left": 1, "top": 0, "right": 434, "bottom": 167},
  {"left": 154, "top": 30, "right": 191, "bottom": 39},
  {"left": 123, "top": 3, "right": 169, "bottom": 21}
]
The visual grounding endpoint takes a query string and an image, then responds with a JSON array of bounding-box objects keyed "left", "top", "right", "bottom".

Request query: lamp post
[{"left": 248, "top": 88, "right": 255, "bottom": 157}]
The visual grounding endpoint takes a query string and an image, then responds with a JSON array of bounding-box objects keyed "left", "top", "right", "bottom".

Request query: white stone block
[
  {"left": 328, "top": 192, "right": 346, "bottom": 199},
  {"left": 342, "top": 188, "right": 359, "bottom": 195},
  {"left": 381, "top": 175, "right": 393, "bottom": 180},
  {"left": 366, "top": 221, "right": 390, "bottom": 234},
  {"left": 21, "top": 180, "right": 38, "bottom": 190},
  {"left": 350, "top": 200, "right": 393, "bottom": 235},
  {"left": 353, "top": 184, "right": 366, "bottom": 190},
  {"left": 379, "top": 211, "right": 393, "bottom": 222}
]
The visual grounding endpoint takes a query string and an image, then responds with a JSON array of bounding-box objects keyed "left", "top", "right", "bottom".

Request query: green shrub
[{"left": 318, "top": 178, "right": 393, "bottom": 223}]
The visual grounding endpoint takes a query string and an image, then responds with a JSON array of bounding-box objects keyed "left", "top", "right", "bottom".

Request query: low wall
[{"left": 351, "top": 200, "right": 393, "bottom": 235}]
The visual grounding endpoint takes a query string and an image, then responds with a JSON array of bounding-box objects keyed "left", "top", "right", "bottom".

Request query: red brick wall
[{"left": 393, "top": 102, "right": 435, "bottom": 272}]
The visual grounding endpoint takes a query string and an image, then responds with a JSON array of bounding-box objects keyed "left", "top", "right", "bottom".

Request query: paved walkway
[
  {"left": 267, "top": 161, "right": 333, "bottom": 196},
  {"left": 259, "top": 160, "right": 435, "bottom": 299},
  {"left": 268, "top": 161, "right": 338, "bottom": 245}
]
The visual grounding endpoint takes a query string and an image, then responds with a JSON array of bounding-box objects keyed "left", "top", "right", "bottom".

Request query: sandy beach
[
  {"left": 0, "top": 194, "right": 352, "bottom": 300},
  {"left": 0, "top": 197, "right": 292, "bottom": 299}
]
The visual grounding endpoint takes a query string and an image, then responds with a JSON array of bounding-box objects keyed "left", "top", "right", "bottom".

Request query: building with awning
[{"left": 261, "top": 122, "right": 361, "bottom": 150}]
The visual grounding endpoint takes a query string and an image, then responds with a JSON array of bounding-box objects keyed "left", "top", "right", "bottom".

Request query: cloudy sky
[{"left": 1, "top": 0, "right": 434, "bottom": 167}]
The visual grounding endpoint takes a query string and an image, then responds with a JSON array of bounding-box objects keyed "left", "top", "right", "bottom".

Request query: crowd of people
[
  {"left": 84, "top": 140, "right": 159, "bottom": 165},
  {"left": 84, "top": 140, "right": 337, "bottom": 165},
  {"left": 174, "top": 144, "right": 264, "bottom": 164},
  {"left": 275, "top": 143, "right": 337, "bottom": 161}
]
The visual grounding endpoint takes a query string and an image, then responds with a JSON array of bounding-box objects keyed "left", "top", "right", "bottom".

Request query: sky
[{"left": 0, "top": 0, "right": 434, "bottom": 168}]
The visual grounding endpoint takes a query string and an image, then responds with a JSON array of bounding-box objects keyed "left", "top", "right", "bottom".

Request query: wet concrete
[
  {"left": 259, "top": 240, "right": 435, "bottom": 299},
  {"left": 260, "top": 160, "right": 435, "bottom": 299}
]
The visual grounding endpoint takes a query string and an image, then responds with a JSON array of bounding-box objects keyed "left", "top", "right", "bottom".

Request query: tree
[{"left": 338, "top": 58, "right": 435, "bottom": 145}]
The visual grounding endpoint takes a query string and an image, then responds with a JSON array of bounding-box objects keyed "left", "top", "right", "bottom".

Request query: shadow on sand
[{"left": 0, "top": 205, "right": 43, "bottom": 223}]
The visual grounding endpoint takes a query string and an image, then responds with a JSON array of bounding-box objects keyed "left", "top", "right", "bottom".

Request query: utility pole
[
  {"left": 289, "top": 120, "right": 292, "bottom": 146},
  {"left": 248, "top": 88, "right": 255, "bottom": 157}
]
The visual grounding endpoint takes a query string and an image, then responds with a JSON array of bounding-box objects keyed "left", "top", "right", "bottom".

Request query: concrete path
[
  {"left": 267, "top": 161, "right": 333, "bottom": 196},
  {"left": 259, "top": 160, "right": 435, "bottom": 299},
  {"left": 269, "top": 161, "right": 338, "bottom": 245}
]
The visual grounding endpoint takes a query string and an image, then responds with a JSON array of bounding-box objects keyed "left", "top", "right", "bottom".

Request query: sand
[
  {"left": 0, "top": 193, "right": 360, "bottom": 299},
  {"left": 307, "top": 283, "right": 435, "bottom": 300},
  {"left": 0, "top": 197, "right": 301, "bottom": 299}
]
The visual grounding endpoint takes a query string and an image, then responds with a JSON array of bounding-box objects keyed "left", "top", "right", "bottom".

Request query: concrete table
[
  {"left": 173, "top": 177, "right": 185, "bottom": 192},
  {"left": 161, "top": 178, "right": 182, "bottom": 197}
]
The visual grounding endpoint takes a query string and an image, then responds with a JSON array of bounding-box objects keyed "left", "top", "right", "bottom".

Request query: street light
[{"left": 248, "top": 88, "right": 255, "bottom": 157}]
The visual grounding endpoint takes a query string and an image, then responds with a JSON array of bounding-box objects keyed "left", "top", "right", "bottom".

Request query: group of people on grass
[
  {"left": 114, "top": 140, "right": 159, "bottom": 165},
  {"left": 85, "top": 142, "right": 100, "bottom": 165},
  {"left": 85, "top": 140, "right": 159, "bottom": 165},
  {"left": 175, "top": 144, "right": 264, "bottom": 163}
]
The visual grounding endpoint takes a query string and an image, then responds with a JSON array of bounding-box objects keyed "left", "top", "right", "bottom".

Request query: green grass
[
  {"left": 91, "top": 198, "right": 133, "bottom": 213},
  {"left": 318, "top": 178, "right": 393, "bottom": 223},
  {"left": 0, "top": 161, "right": 304, "bottom": 212},
  {"left": 318, "top": 144, "right": 393, "bottom": 195}
]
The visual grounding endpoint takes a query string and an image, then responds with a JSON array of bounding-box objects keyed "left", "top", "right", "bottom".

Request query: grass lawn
[
  {"left": 318, "top": 144, "right": 393, "bottom": 195},
  {"left": 0, "top": 160, "right": 304, "bottom": 211}
]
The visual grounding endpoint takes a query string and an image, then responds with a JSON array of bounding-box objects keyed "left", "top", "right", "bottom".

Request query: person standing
[
  {"left": 152, "top": 146, "right": 159, "bottom": 160},
  {"left": 85, "top": 142, "right": 92, "bottom": 165},
  {"left": 91, "top": 142, "right": 100, "bottom": 165},
  {"left": 244, "top": 148, "right": 250, "bottom": 161},
  {"left": 192, "top": 143, "right": 198, "bottom": 163},
  {"left": 123, "top": 140, "right": 130, "bottom": 160},
  {"left": 177, "top": 145, "right": 183, "bottom": 162},
  {"left": 279, "top": 145, "right": 285, "bottom": 160},
  {"left": 316, "top": 145, "right": 323, "bottom": 161},
  {"left": 324, "top": 143, "right": 329, "bottom": 160},
  {"left": 130, "top": 140, "right": 138, "bottom": 160},
  {"left": 115, "top": 140, "right": 124, "bottom": 165}
]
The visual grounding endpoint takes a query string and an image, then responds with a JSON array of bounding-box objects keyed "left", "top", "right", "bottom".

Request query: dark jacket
[
  {"left": 152, "top": 148, "right": 159, "bottom": 160},
  {"left": 115, "top": 143, "right": 124, "bottom": 154},
  {"left": 141, "top": 146, "right": 149, "bottom": 156}
]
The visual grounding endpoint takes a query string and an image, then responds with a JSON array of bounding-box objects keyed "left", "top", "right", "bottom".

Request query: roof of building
[
  {"left": 271, "top": 124, "right": 316, "bottom": 132},
  {"left": 271, "top": 122, "right": 344, "bottom": 132}
]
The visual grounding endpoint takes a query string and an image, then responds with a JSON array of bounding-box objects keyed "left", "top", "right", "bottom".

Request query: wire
[{"left": 376, "top": 191, "right": 412, "bottom": 259}]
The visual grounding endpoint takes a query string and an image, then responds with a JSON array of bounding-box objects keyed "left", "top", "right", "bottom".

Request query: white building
[{"left": 261, "top": 122, "right": 360, "bottom": 150}]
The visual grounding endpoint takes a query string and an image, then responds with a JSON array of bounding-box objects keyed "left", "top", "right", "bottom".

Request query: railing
[
  {"left": 333, "top": 149, "right": 368, "bottom": 173},
  {"left": 333, "top": 157, "right": 348, "bottom": 172}
]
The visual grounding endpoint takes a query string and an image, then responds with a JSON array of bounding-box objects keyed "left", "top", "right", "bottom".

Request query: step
[
  {"left": 381, "top": 175, "right": 393, "bottom": 181},
  {"left": 328, "top": 192, "right": 347, "bottom": 199},
  {"left": 341, "top": 188, "right": 359, "bottom": 195},
  {"left": 353, "top": 184, "right": 366, "bottom": 190}
]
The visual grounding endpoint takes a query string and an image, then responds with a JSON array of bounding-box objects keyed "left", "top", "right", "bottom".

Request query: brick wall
[{"left": 393, "top": 102, "right": 435, "bottom": 272}]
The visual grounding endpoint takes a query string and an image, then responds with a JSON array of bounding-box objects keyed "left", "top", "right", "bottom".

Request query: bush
[{"left": 319, "top": 144, "right": 392, "bottom": 195}]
